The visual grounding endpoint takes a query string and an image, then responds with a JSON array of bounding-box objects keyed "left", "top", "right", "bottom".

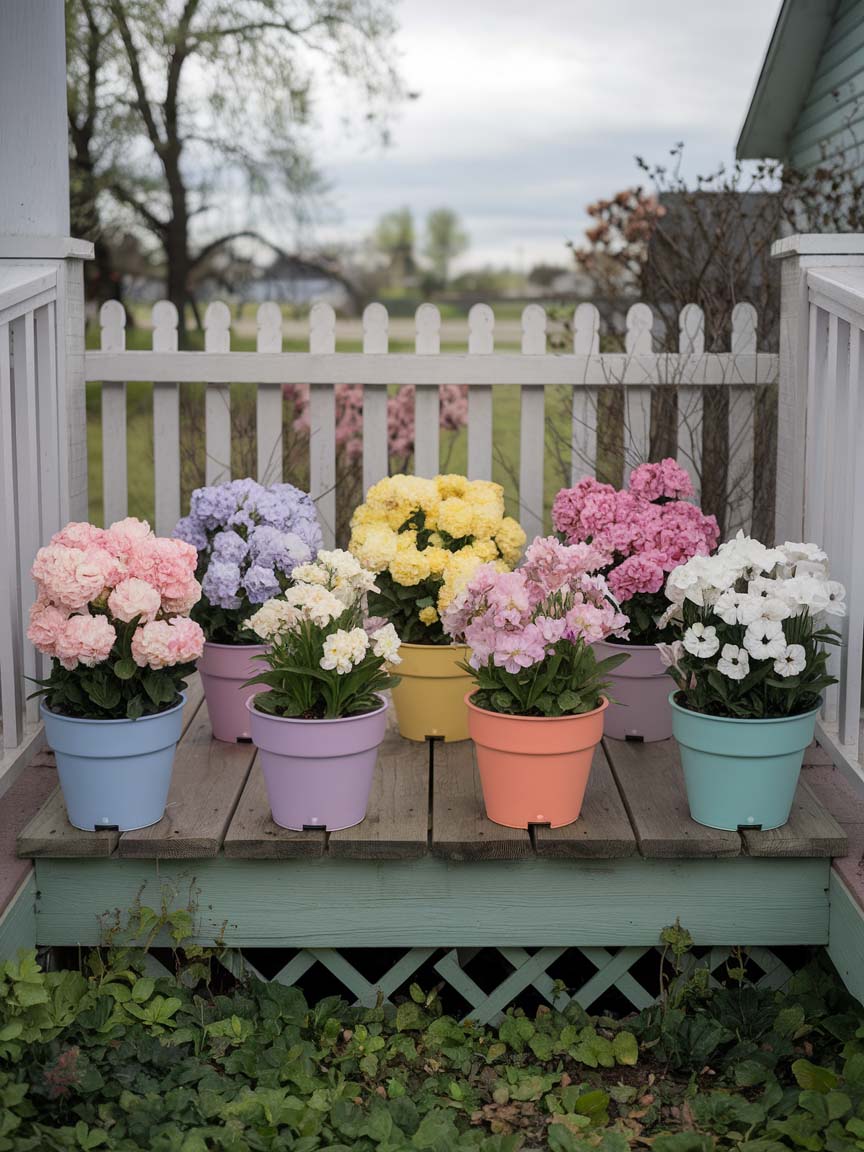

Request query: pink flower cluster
[
  {"left": 442, "top": 536, "right": 628, "bottom": 673},
  {"left": 551, "top": 460, "right": 719, "bottom": 606},
  {"left": 284, "top": 383, "right": 468, "bottom": 462},
  {"left": 28, "top": 518, "right": 204, "bottom": 671}
]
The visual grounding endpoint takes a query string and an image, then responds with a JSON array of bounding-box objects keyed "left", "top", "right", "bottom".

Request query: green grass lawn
[{"left": 86, "top": 323, "right": 577, "bottom": 535}]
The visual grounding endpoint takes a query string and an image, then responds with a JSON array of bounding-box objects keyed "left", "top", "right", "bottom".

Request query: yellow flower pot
[{"left": 391, "top": 643, "right": 472, "bottom": 742}]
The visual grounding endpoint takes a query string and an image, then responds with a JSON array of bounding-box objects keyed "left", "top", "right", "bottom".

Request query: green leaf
[
  {"left": 612, "top": 1030, "right": 638, "bottom": 1066},
  {"left": 792, "top": 1059, "right": 839, "bottom": 1093},
  {"left": 113, "top": 657, "right": 137, "bottom": 680}
]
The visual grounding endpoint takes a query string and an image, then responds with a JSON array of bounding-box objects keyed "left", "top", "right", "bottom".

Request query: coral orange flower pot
[
  {"left": 466, "top": 693, "right": 608, "bottom": 828},
  {"left": 390, "top": 643, "right": 472, "bottom": 742}
]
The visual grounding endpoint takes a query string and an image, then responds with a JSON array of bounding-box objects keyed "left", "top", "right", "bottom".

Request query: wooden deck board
[
  {"left": 328, "top": 727, "right": 429, "bottom": 859},
  {"left": 532, "top": 746, "right": 637, "bottom": 859},
  {"left": 431, "top": 740, "right": 532, "bottom": 860},
  {"left": 604, "top": 737, "right": 743, "bottom": 858},
  {"left": 742, "top": 780, "right": 847, "bottom": 857}
]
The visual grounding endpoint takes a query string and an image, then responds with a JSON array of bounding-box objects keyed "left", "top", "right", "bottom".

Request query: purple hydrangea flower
[
  {"left": 242, "top": 564, "right": 282, "bottom": 604},
  {"left": 201, "top": 560, "right": 243, "bottom": 609},
  {"left": 174, "top": 515, "right": 208, "bottom": 551},
  {"left": 211, "top": 530, "right": 248, "bottom": 564},
  {"left": 248, "top": 526, "right": 311, "bottom": 572}
]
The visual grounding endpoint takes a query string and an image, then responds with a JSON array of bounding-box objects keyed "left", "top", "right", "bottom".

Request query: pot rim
[
  {"left": 668, "top": 691, "right": 823, "bottom": 725},
  {"left": 398, "top": 641, "right": 470, "bottom": 652},
  {"left": 202, "top": 639, "right": 268, "bottom": 651},
  {"left": 40, "top": 691, "right": 186, "bottom": 725},
  {"left": 595, "top": 639, "right": 661, "bottom": 652},
  {"left": 465, "top": 690, "right": 608, "bottom": 722},
  {"left": 246, "top": 691, "right": 389, "bottom": 724}
]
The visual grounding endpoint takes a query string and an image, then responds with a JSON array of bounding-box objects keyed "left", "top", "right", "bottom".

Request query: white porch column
[
  {"left": 772, "top": 234, "right": 864, "bottom": 545},
  {"left": 0, "top": 0, "right": 92, "bottom": 522}
]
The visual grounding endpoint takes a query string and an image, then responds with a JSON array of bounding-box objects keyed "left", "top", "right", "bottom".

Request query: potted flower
[
  {"left": 442, "top": 536, "right": 628, "bottom": 828},
  {"left": 174, "top": 479, "right": 322, "bottom": 743},
  {"left": 552, "top": 459, "right": 718, "bottom": 742},
  {"left": 660, "top": 534, "right": 844, "bottom": 831},
  {"left": 349, "top": 474, "right": 526, "bottom": 742},
  {"left": 27, "top": 518, "right": 204, "bottom": 831},
  {"left": 243, "top": 549, "right": 401, "bottom": 831}
]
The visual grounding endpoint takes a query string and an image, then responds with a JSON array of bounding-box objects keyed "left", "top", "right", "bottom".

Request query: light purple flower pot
[
  {"left": 198, "top": 641, "right": 267, "bottom": 743},
  {"left": 593, "top": 640, "right": 673, "bottom": 742},
  {"left": 246, "top": 694, "right": 388, "bottom": 831}
]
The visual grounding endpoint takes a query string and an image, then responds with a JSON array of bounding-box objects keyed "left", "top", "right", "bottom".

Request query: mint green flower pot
[{"left": 669, "top": 694, "right": 821, "bottom": 831}]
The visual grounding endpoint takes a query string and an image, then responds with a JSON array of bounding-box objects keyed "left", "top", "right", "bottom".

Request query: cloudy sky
[{"left": 309, "top": 0, "right": 781, "bottom": 271}]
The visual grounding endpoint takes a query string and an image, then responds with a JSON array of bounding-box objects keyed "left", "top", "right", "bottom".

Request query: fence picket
[
  {"left": 821, "top": 312, "right": 844, "bottom": 726},
  {"left": 804, "top": 305, "right": 829, "bottom": 546},
  {"left": 519, "top": 305, "right": 546, "bottom": 538},
  {"left": 0, "top": 321, "right": 23, "bottom": 747},
  {"left": 727, "top": 303, "right": 757, "bottom": 535},
  {"left": 362, "top": 303, "right": 389, "bottom": 495},
  {"left": 624, "top": 303, "right": 653, "bottom": 480},
  {"left": 256, "top": 303, "right": 283, "bottom": 486},
  {"left": 414, "top": 304, "right": 440, "bottom": 477},
  {"left": 840, "top": 324, "right": 864, "bottom": 747},
  {"left": 11, "top": 312, "right": 40, "bottom": 723},
  {"left": 100, "top": 301, "right": 128, "bottom": 524},
  {"left": 309, "top": 302, "right": 337, "bottom": 546},
  {"left": 151, "top": 301, "right": 181, "bottom": 535},
  {"left": 204, "top": 302, "right": 231, "bottom": 486},
  {"left": 677, "top": 303, "right": 704, "bottom": 500},
  {"left": 467, "top": 303, "right": 494, "bottom": 480},
  {"left": 571, "top": 303, "right": 599, "bottom": 482}
]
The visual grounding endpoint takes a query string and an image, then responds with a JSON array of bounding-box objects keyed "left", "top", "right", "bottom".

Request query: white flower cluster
[
  {"left": 319, "top": 622, "right": 402, "bottom": 675},
  {"left": 291, "top": 549, "right": 378, "bottom": 606},
  {"left": 668, "top": 534, "right": 845, "bottom": 682}
]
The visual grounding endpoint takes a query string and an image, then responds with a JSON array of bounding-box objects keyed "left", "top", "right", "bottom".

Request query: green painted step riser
[{"left": 33, "top": 856, "right": 830, "bottom": 949}]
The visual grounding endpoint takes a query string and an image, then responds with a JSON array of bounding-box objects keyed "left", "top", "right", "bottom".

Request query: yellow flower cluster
[{"left": 349, "top": 474, "right": 527, "bottom": 626}]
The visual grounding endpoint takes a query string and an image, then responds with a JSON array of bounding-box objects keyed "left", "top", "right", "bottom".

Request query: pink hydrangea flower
[
  {"left": 107, "top": 577, "right": 162, "bottom": 623},
  {"left": 608, "top": 551, "right": 667, "bottom": 602},
  {"left": 27, "top": 600, "right": 70, "bottom": 657},
  {"left": 31, "top": 545, "right": 121, "bottom": 610},
  {"left": 628, "top": 459, "right": 694, "bottom": 502},
  {"left": 50, "top": 522, "right": 108, "bottom": 551},
  {"left": 127, "top": 536, "right": 199, "bottom": 603},
  {"left": 131, "top": 616, "right": 204, "bottom": 669},
  {"left": 54, "top": 613, "right": 116, "bottom": 670}
]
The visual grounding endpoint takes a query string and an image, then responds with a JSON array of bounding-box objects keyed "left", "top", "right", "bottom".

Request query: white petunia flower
[
  {"left": 714, "top": 590, "right": 763, "bottom": 626},
  {"left": 747, "top": 577, "right": 791, "bottom": 622},
  {"left": 781, "top": 542, "right": 828, "bottom": 566},
  {"left": 656, "top": 639, "right": 685, "bottom": 670},
  {"left": 743, "top": 618, "right": 787, "bottom": 660},
  {"left": 717, "top": 643, "right": 750, "bottom": 680},
  {"left": 773, "top": 644, "right": 807, "bottom": 678},
  {"left": 781, "top": 575, "right": 832, "bottom": 615},
  {"left": 371, "top": 622, "right": 402, "bottom": 664},
  {"left": 682, "top": 622, "right": 720, "bottom": 658},
  {"left": 717, "top": 531, "right": 786, "bottom": 575},
  {"left": 824, "top": 581, "right": 847, "bottom": 617}
]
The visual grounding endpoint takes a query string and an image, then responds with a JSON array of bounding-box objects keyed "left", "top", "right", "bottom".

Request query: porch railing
[
  {"left": 85, "top": 298, "right": 777, "bottom": 546},
  {"left": 0, "top": 264, "right": 63, "bottom": 780}
]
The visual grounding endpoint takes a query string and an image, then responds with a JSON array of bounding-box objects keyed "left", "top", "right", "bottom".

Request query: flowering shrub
[
  {"left": 349, "top": 474, "right": 527, "bottom": 644},
  {"left": 173, "top": 479, "right": 323, "bottom": 644},
  {"left": 244, "top": 550, "right": 400, "bottom": 719},
  {"left": 660, "top": 534, "right": 845, "bottom": 718},
  {"left": 28, "top": 519, "right": 204, "bottom": 720},
  {"left": 551, "top": 459, "right": 719, "bottom": 644},
  {"left": 441, "top": 536, "right": 629, "bottom": 716}
]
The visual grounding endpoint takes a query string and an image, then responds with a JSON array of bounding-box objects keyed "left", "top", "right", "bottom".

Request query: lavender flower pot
[
  {"left": 198, "top": 642, "right": 267, "bottom": 743},
  {"left": 246, "top": 694, "right": 388, "bottom": 831},
  {"left": 592, "top": 640, "right": 673, "bottom": 742}
]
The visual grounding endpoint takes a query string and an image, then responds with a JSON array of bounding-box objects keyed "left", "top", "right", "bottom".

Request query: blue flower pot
[
  {"left": 41, "top": 695, "right": 185, "bottom": 832},
  {"left": 670, "top": 693, "right": 820, "bottom": 831}
]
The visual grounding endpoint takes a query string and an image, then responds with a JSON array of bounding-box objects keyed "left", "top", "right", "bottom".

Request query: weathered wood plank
[
  {"left": 532, "top": 746, "right": 637, "bottom": 859},
  {"left": 118, "top": 704, "right": 256, "bottom": 858},
  {"left": 223, "top": 760, "right": 327, "bottom": 859},
  {"left": 431, "top": 740, "right": 532, "bottom": 860},
  {"left": 328, "top": 727, "right": 429, "bottom": 859},
  {"left": 605, "top": 738, "right": 742, "bottom": 858},
  {"left": 742, "top": 781, "right": 847, "bottom": 858}
]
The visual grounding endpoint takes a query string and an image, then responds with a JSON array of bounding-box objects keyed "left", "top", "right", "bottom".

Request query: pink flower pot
[
  {"left": 198, "top": 641, "right": 267, "bottom": 743},
  {"left": 593, "top": 640, "right": 672, "bottom": 742},
  {"left": 246, "top": 694, "right": 388, "bottom": 831}
]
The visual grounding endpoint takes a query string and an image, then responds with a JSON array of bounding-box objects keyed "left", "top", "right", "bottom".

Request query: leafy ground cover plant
[
  {"left": 2, "top": 911, "right": 863, "bottom": 1152},
  {"left": 245, "top": 549, "right": 401, "bottom": 718},
  {"left": 28, "top": 518, "right": 204, "bottom": 719},
  {"left": 441, "top": 536, "right": 630, "bottom": 716},
  {"left": 659, "top": 536, "right": 845, "bottom": 718},
  {"left": 349, "top": 474, "right": 527, "bottom": 643},
  {"left": 174, "top": 479, "right": 323, "bottom": 644},
  {"left": 551, "top": 460, "right": 719, "bottom": 645}
]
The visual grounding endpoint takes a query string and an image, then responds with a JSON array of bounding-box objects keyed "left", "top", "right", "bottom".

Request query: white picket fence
[{"left": 86, "top": 299, "right": 778, "bottom": 546}]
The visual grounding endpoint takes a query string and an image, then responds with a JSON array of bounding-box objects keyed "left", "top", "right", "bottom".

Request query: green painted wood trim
[
  {"left": 33, "top": 856, "right": 830, "bottom": 949},
  {"left": 0, "top": 873, "right": 36, "bottom": 961},
  {"left": 827, "top": 870, "right": 864, "bottom": 1005}
]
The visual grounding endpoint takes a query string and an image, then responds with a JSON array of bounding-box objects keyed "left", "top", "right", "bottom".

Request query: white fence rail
[
  {"left": 0, "top": 264, "right": 64, "bottom": 784},
  {"left": 802, "top": 265, "right": 864, "bottom": 778},
  {"left": 85, "top": 299, "right": 777, "bottom": 547}
]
